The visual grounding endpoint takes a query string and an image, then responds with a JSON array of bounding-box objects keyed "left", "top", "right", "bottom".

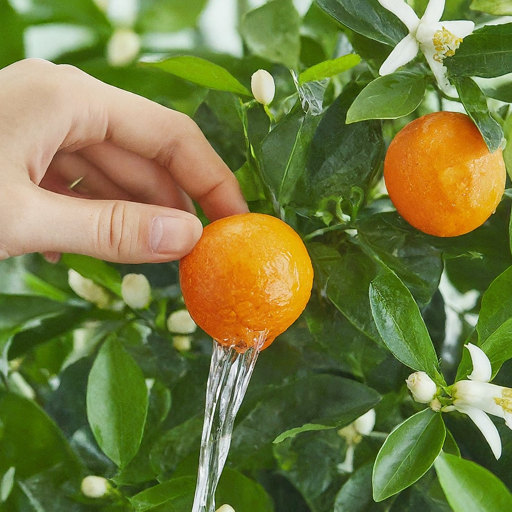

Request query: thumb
[{"left": 12, "top": 187, "right": 203, "bottom": 263}]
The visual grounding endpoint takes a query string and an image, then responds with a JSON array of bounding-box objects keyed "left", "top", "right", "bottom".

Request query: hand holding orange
[
  {"left": 179, "top": 213, "right": 314, "bottom": 352},
  {"left": 384, "top": 111, "right": 506, "bottom": 237}
]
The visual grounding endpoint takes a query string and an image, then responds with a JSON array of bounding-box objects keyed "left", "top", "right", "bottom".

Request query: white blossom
[
  {"left": 81, "top": 476, "right": 109, "bottom": 498},
  {"left": 251, "top": 69, "right": 275, "bottom": 105},
  {"left": 354, "top": 408, "right": 376, "bottom": 436},
  {"left": 216, "top": 505, "right": 235, "bottom": 512},
  {"left": 377, "top": 0, "right": 474, "bottom": 93},
  {"left": 107, "top": 28, "right": 141, "bottom": 67},
  {"left": 451, "top": 343, "right": 512, "bottom": 459},
  {"left": 167, "top": 309, "right": 197, "bottom": 334},
  {"left": 68, "top": 269, "right": 110, "bottom": 309},
  {"left": 121, "top": 273, "right": 151, "bottom": 309},
  {"left": 406, "top": 371, "right": 438, "bottom": 404}
]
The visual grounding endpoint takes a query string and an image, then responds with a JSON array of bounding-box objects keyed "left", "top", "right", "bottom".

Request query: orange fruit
[
  {"left": 179, "top": 213, "right": 314, "bottom": 352},
  {"left": 384, "top": 111, "right": 506, "bottom": 237}
]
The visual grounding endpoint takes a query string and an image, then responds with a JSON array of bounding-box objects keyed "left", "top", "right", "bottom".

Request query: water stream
[{"left": 191, "top": 335, "right": 266, "bottom": 512}]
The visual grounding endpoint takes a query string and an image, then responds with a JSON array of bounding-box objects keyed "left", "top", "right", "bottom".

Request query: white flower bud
[
  {"left": 68, "top": 269, "right": 110, "bottom": 309},
  {"left": 167, "top": 309, "right": 197, "bottom": 334},
  {"left": 337, "top": 423, "right": 361, "bottom": 446},
  {"left": 121, "top": 273, "right": 151, "bottom": 309},
  {"left": 430, "top": 397, "right": 442, "bottom": 412},
  {"left": 81, "top": 476, "right": 109, "bottom": 498},
  {"left": 406, "top": 371, "right": 438, "bottom": 404},
  {"left": 107, "top": 28, "right": 141, "bottom": 67},
  {"left": 216, "top": 505, "right": 235, "bottom": 512},
  {"left": 173, "top": 335, "right": 192, "bottom": 352},
  {"left": 354, "top": 409, "right": 376, "bottom": 436},
  {"left": 251, "top": 69, "right": 275, "bottom": 105}
]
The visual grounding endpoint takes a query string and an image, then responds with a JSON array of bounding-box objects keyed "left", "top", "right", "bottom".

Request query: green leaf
[
  {"left": 137, "top": 0, "right": 208, "bottom": 33},
  {"left": 373, "top": 409, "right": 446, "bottom": 502},
  {"left": 445, "top": 23, "right": 512, "bottom": 79},
  {"left": 230, "top": 374, "right": 380, "bottom": 465},
  {"left": 260, "top": 110, "right": 320, "bottom": 205},
  {"left": 145, "top": 56, "right": 250, "bottom": 95},
  {"left": 480, "top": 317, "right": 512, "bottom": 376},
  {"left": 316, "top": 0, "right": 408, "bottom": 46},
  {"left": 346, "top": 72, "right": 426, "bottom": 124},
  {"left": 334, "top": 463, "right": 373, "bottom": 512},
  {"left": 454, "top": 76, "right": 504, "bottom": 153},
  {"left": 273, "top": 423, "right": 333, "bottom": 444},
  {"left": 369, "top": 271, "right": 440, "bottom": 377},
  {"left": 357, "top": 212, "right": 443, "bottom": 307},
  {"left": 0, "top": 295, "right": 63, "bottom": 331},
  {"left": 299, "top": 54, "right": 361, "bottom": 84},
  {"left": 235, "top": 162, "right": 267, "bottom": 202},
  {"left": 0, "top": 467, "right": 15, "bottom": 503},
  {"left": 0, "top": 390, "right": 81, "bottom": 479},
  {"left": 129, "top": 476, "right": 195, "bottom": 512},
  {"left": 0, "top": 0, "right": 24, "bottom": 69},
  {"left": 308, "top": 243, "right": 382, "bottom": 343},
  {"left": 241, "top": 0, "right": 301, "bottom": 69},
  {"left": 87, "top": 336, "right": 149, "bottom": 468},
  {"left": 306, "top": 84, "right": 384, "bottom": 202},
  {"left": 62, "top": 254, "right": 122, "bottom": 296},
  {"left": 477, "top": 266, "right": 512, "bottom": 343},
  {"left": 435, "top": 452, "right": 512, "bottom": 512},
  {"left": 470, "top": 0, "right": 512, "bottom": 15}
]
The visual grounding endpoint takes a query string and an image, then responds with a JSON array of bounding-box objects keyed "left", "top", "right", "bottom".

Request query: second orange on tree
[{"left": 384, "top": 111, "right": 506, "bottom": 237}]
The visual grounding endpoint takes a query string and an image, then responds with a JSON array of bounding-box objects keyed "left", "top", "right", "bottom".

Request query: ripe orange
[
  {"left": 179, "top": 213, "right": 314, "bottom": 352},
  {"left": 384, "top": 111, "right": 506, "bottom": 237}
]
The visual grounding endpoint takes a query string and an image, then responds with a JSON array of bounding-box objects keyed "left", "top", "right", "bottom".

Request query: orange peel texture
[
  {"left": 384, "top": 111, "right": 506, "bottom": 237},
  {"left": 179, "top": 213, "right": 314, "bottom": 352}
]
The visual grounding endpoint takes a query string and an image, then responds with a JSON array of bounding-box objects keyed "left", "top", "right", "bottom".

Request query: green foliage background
[{"left": 1, "top": 0, "right": 512, "bottom": 510}]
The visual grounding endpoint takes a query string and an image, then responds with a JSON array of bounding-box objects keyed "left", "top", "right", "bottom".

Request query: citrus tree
[{"left": 1, "top": 0, "right": 512, "bottom": 511}]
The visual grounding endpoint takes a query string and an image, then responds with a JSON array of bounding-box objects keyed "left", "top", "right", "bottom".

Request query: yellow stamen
[
  {"left": 433, "top": 27, "right": 463, "bottom": 63},
  {"left": 495, "top": 388, "right": 512, "bottom": 414}
]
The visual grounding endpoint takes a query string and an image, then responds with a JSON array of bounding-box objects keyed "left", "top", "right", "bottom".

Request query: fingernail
[
  {"left": 151, "top": 216, "right": 202, "bottom": 256},
  {"left": 43, "top": 251, "right": 62, "bottom": 264}
]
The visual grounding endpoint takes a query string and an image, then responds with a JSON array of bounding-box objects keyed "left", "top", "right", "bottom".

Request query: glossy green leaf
[
  {"left": 145, "top": 56, "right": 250, "bottom": 95},
  {"left": 316, "top": 0, "right": 407, "bottom": 46},
  {"left": 0, "top": 467, "right": 15, "bottom": 503},
  {"left": 62, "top": 254, "right": 122, "bottom": 296},
  {"left": 260, "top": 110, "right": 320, "bottom": 205},
  {"left": 334, "top": 463, "right": 373, "bottom": 512},
  {"left": 241, "top": 0, "right": 301, "bottom": 69},
  {"left": 130, "top": 477, "right": 195, "bottom": 511},
  {"left": 470, "top": 0, "right": 512, "bottom": 15},
  {"left": 309, "top": 243, "right": 382, "bottom": 343},
  {"left": 346, "top": 72, "right": 426, "bottom": 123},
  {"left": 435, "top": 452, "right": 512, "bottom": 512},
  {"left": 0, "top": 295, "right": 63, "bottom": 331},
  {"left": 229, "top": 374, "right": 380, "bottom": 465},
  {"left": 454, "top": 76, "right": 504, "bottom": 153},
  {"left": 299, "top": 54, "right": 361, "bottom": 84},
  {"left": 87, "top": 336, "right": 149, "bottom": 468},
  {"left": 373, "top": 409, "right": 446, "bottom": 501},
  {"left": 274, "top": 423, "right": 333, "bottom": 443},
  {"left": 370, "top": 271, "right": 440, "bottom": 377},
  {"left": 445, "top": 24, "right": 512, "bottom": 79},
  {"left": 0, "top": 390, "right": 81, "bottom": 479},
  {"left": 0, "top": 1, "right": 24, "bottom": 69},
  {"left": 477, "top": 266, "right": 512, "bottom": 343},
  {"left": 137, "top": 0, "right": 208, "bottom": 33},
  {"left": 480, "top": 317, "right": 512, "bottom": 376},
  {"left": 306, "top": 84, "right": 384, "bottom": 202}
]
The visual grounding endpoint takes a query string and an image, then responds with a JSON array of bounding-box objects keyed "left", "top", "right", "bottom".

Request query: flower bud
[
  {"left": 107, "top": 28, "right": 141, "bottom": 67},
  {"left": 121, "top": 273, "right": 151, "bottom": 309},
  {"left": 167, "top": 309, "right": 197, "bottom": 334},
  {"left": 406, "top": 371, "right": 438, "bottom": 404},
  {"left": 173, "top": 335, "right": 192, "bottom": 352},
  {"left": 216, "top": 505, "right": 235, "bottom": 512},
  {"left": 354, "top": 409, "right": 376, "bottom": 436},
  {"left": 81, "top": 476, "right": 109, "bottom": 498},
  {"left": 251, "top": 69, "right": 275, "bottom": 105},
  {"left": 68, "top": 269, "right": 110, "bottom": 309}
]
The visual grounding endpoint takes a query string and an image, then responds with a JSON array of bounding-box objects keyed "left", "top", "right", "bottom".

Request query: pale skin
[{"left": 0, "top": 59, "right": 249, "bottom": 264}]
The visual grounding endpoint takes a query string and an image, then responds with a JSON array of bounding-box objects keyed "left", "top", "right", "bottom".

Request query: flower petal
[
  {"left": 466, "top": 343, "right": 492, "bottom": 383},
  {"left": 455, "top": 403, "right": 502, "bottom": 459},
  {"left": 421, "top": 42, "right": 453, "bottom": 94},
  {"left": 441, "top": 20, "right": 475, "bottom": 39},
  {"left": 379, "top": 34, "right": 419, "bottom": 75},
  {"left": 453, "top": 380, "right": 506, "bottom": 419},
  {"left": 421, "top": 0, "right": 445, "bottom": 24},
  {"left": 378, "top": 0, "right": 420, "bottom": 32}
]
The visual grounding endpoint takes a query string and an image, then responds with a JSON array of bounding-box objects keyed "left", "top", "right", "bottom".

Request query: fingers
[
  {"left": 2, "top": 184, "right": 202, "bottom": 263},
  {"left": 78, "top": 142, "right": 195, "bottom": 212}
]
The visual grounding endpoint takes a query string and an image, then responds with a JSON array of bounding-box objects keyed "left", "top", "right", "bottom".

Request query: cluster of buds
[{"left": 167, "top": 309, "right": 197, "bottom": 352}]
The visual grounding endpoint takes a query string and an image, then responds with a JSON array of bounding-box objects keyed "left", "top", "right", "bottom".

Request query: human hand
[{"left": 0, "top": 59, "right": 248, "bottom": 264}]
